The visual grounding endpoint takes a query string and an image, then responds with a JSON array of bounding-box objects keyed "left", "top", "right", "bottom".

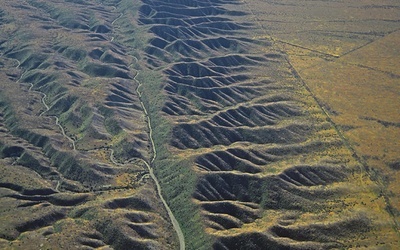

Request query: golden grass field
[{"left": 244, "top": 0, "right": 400, "bottom": 243}]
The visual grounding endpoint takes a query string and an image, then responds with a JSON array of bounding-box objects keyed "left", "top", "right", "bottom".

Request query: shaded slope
[{"left": 136, "top": 0, "right": 399, "bottom": 249}]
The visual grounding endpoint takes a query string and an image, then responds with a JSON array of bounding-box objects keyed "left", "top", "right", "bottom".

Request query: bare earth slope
[{"left": 0, "top": 0, "right": 399, "bottom": 249}]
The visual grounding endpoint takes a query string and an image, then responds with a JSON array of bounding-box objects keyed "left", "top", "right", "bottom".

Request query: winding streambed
[
  {"left": 133, "top": 62, "right": 185, "bottom": 250},
  {"left": 111, "top": 9, "right": 185, "bottom": 249},
  {"left": 15, "top": 60, "right": 76, "bottom": 150}
]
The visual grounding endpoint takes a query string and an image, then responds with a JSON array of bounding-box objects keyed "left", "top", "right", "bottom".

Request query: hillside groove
[{"left": 137, "top": 0, "right": 399, "bottom": 249}]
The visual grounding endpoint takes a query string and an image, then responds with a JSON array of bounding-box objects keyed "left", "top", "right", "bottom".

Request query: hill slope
[{"left": 0, "top": 0, "right": 399, "bottom": 249}]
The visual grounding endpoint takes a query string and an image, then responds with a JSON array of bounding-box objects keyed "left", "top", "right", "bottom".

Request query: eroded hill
[
  {"left": 0, "top": 0, "right": 177, "bottom": 249},
  {"left": 0, "top": 0, "right": 399, "bottom": 249}
]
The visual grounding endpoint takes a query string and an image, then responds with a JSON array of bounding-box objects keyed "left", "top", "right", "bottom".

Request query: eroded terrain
[
  {"left": 0, "top": 0, "right": 399, "bottom": 249},
  {"left": 0, "top": 0, "right": 177, "bottom": 249}
]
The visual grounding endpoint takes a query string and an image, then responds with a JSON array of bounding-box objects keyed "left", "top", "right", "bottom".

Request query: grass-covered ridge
[
  {"left": 0, "top": 0, "right": 179, "bottom": 248},
  {"left": 0, "top": 0, "right": 398, "bottom": 249},
  {"left": 110, "top": 0, "right": 212, "bottom": 246},
  {"left": 135, "top": 0, "right": 399, "bottom": 248}
]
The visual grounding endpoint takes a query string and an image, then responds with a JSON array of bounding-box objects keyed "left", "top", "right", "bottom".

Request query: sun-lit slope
[
  {"left": 2, "top": 0, "right": 150, "bottom": 158},
  {"left": 1, "top": 0, "right": 398, "bottom": 249},
  {"left": 136, "top": 0, "right": 399, "bottom": 249},
  {"left": 242, "top": 0, "right": 400, "bottom": 236},
  {"left": 0, "top": 0, "right": 178, "bottom": 249}
]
